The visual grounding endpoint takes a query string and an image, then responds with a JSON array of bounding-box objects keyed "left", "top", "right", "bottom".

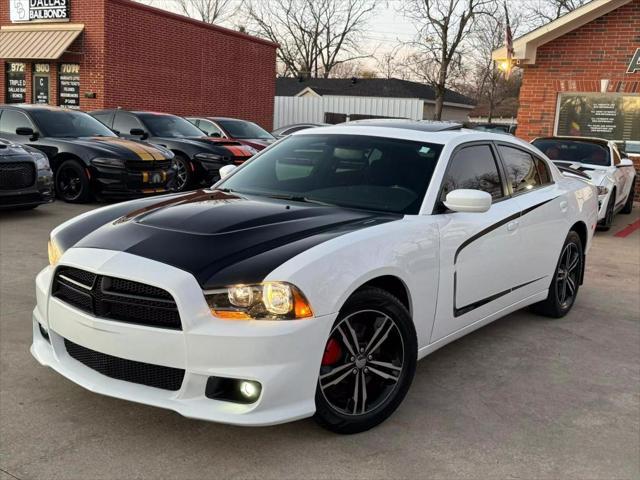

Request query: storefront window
[
  {"left": 5, "top": 63, "right": 26, "bottom": 104},
  {"left": 58, "top": 64, "right": 81, "bottom": 110},
  {"left": 33, "top": 63, "right": 51, "bottom": 104}
]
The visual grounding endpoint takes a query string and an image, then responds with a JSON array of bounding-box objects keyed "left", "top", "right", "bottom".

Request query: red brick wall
[
  {"left": 517, "top": 0, "right": 640, "bottom": 200},
  {"left": 2, "top": 0, "right": 277, "bottom": 129},
  {"left": 104, "top": 0, "right": 277, "bottom": 129},
  {"left": 0, "top": 0, "right": 107, "bottom": 110}
]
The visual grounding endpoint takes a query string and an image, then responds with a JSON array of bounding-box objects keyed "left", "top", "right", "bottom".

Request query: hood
[
  {"left": 73, "top": 190, "right": 398, "bottom": 287},
  {"left": 236, "top": 139, "right": 274, "bottom": 151},
  {"left": 53, "top": 136, "right": 173, "bottom": 161}
]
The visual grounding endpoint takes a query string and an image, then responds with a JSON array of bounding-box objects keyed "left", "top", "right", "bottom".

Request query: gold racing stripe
[{"left": 92, "top": 138, "right": 166, "bottom": 161}]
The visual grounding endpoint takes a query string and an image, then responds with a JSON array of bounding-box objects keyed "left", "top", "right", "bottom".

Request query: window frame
[
  {"left": 494, "top": 141, "right": 555, "bottom": 198},
  {"left": 114, "top": 111, "right": 145, "bottom": 136},
  {"left": 433, "top": 141, "right": 510, "bottom": 214}
]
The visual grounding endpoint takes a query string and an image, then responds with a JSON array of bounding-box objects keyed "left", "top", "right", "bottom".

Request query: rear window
[{"left": 532, "top": 139, "right": 610, "bottom": 167}]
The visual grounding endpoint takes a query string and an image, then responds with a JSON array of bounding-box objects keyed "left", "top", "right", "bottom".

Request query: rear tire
[
  {"left": 55, "top": 160, "right": 92, "bottom": 203},
  {"left": 313, "top": 287, "right": 417, "bottom": 434},
  {"left": 621, "top": 181, "right": 635, "bottom": 214},
  {"left": 531, "top": 231, "right": 583, "bottom": 318}
]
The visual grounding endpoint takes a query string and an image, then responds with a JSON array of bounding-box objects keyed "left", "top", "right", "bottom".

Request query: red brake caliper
[{"left": 322, "top": 338, "right": 342, "bottom": 366}]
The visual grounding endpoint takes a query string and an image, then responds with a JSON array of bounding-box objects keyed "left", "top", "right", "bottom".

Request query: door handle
[
  {"left": 560, "top": 201, "right": 568, "bottom": 212},
  {"left": 507, "top": 221, "right": 519, "bottom": 231}
]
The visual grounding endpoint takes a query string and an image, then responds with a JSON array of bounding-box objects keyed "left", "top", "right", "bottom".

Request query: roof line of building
[
  {"left": 109, "top": 0, "right": 279, "bottom": 49},
  {"left": 492, "top": 0, "right": 632, "bottom": 64}
]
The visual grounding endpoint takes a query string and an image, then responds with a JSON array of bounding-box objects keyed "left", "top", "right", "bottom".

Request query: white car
[
  {"left": 33, "top": 123, "right": 598, "bottom": 434},
  {"left": 532, "top": 136, "right": 636, "bottom": 230}
]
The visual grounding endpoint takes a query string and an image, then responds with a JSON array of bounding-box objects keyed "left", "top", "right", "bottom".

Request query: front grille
[
  {"left": 64, "top": 338, "right": 185, "bottom": 391},
  {"left": 0, "top": 162, "right": 36, "bottom": 189},
  {"left": 126, "top": 159, "right": 172, "bottom": 172},
  {"left": 52, "top": 267, "right": 182, "bottom": 330}
]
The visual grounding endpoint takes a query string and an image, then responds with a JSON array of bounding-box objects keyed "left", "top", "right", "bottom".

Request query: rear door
[
  {"left": 496, "top": 142, "right": 569, "bottom": 289},
  {"left": 432, "top": 143, "right": 524, "bottom": 341}
]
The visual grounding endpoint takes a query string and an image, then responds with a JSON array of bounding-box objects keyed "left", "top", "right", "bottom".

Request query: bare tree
[
  {"left": 531, "top": 0, "right": 590, "bottom": 24},
  {"left": 404, "top": 0, "right": 495, "bottom": 120},
  {"left": 376, "top": 45, "right": 408, "bottom": 79},
  {"left": 469, "top": 9, "right": 522, "bottom": 122},
  {"left": 245, "top": 0, "right": 376, "bottom": 79},
  {"left": 171, "top": 0, "right": 235, "bottom": 23}
]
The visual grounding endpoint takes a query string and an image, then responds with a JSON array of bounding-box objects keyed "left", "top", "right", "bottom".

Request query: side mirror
[
  {"left": 444, "top": 189, "right": 492, "bottom": 213},
  {"left": 130, "top": 128, "right": 148, "bottom": 140},
  {"left": 617, "top": 158, "right": 634, "bottom": 168},
  {"left": 219, "top": 164, "right": 237, "bottom": 179},
  {"left": 16, "top": 127, "right": 39, "bottom": 140}
]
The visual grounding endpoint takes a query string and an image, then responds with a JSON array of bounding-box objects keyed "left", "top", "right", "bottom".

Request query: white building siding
[{"left": 273, "top": 96, "right": 425, "bottom": 129}]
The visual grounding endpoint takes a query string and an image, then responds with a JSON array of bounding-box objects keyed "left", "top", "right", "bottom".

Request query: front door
[{"left": 431, "top": 143, "right": 524, "bottom": 342}]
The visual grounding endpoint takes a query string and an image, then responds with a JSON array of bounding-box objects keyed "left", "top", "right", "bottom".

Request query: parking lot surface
[{"left": 1, "top": 202, "right": 639, "bottom": 480}]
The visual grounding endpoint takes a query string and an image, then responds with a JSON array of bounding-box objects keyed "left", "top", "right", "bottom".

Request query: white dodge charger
[{"left": 33, "top": 122, "right": 599, "bottom": 434}]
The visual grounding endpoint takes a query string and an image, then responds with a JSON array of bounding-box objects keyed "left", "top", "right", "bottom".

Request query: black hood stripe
[{"left": 454, "top": 197, "right": 558, "bottom": 264}]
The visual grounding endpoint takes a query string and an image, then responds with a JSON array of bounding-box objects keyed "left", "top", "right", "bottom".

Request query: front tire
[
  {"left": 55, "top": 160, "right": 92, "bottom": 203},
  {"left": 532, "top": 231, "right": 583, "bottom": 318},
  {"left": 621, "top": 181, "right": 635, "bottom": 214},
  {"left": 314, "top": 287, "right": 417, "bottom": 434},
  {"left": 171, "top": 155, "right": 193, "bottom": 192}
]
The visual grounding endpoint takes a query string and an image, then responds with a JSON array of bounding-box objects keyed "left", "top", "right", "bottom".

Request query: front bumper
[
  {"left": 91, "top": 165, "right": 176, "bottom": 198},
  {"left": 0, "top": 168, "right": 54, "bottom": 209},
  {"left": 31, "top": 248, "right": 335, "bottom": 426}
]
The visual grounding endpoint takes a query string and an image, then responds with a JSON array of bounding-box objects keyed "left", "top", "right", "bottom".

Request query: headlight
[
  {"left": 47, "top": 236, "right": 64, "bottom": 266},
  {"left": 204, "top": 282, "right": 313, "bottom": 320},
  {"left": 597, "top": 186, "right": 609, "bottom": 196},
  {"left": 194, "top": 152, "right": 223, "bottom": 162},
  {"left": 243, "top": 146, "right": 259, "bottom": 156},
  {"left": 32, "top": 152, "right": 50, "bottom": 170},
  {"left": 91, "top": 157, "right": 126, "bottom": 168}
]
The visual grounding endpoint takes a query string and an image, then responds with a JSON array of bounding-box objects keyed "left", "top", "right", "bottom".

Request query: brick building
[{"left": 0, "top": 0, "right": 277, "bottom": 128}]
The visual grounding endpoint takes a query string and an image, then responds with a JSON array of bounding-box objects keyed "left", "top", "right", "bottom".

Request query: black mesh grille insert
[
  {"left": 126, "top": 160, "right": 172, "bottom": 172},
  {"left": 52, "top": 268, "right": 182, "bottom": 330},
  {"left": 64, "top": 338, "right": 185, "bottom": 391},
  {"left": 0, "top": 162, "right": 36, "bottom": 189}
]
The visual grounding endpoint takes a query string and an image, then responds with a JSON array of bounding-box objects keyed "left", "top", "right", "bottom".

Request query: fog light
[{"left": 239, "top": 380, "right": 260, "bottom": 400}]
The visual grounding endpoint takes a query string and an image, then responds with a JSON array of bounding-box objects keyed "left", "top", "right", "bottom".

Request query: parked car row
[{"left": 0, "top": 105, "right": 271, "bottom": 207}]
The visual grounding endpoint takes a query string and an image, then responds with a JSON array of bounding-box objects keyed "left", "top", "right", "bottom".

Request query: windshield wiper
[{"left": 264, "top": 193, "right": 336, "bottom": 206}]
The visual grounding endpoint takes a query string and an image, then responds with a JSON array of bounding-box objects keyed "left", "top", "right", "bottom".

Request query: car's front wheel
[
  {"left": 171, "top": 155, "right": 192, "bottom": 192},
  {"left": 55, "top": 160, "right": 92, "bottom": 203},
  {"left": 314, "top": 287, "right": 417, "bottom": 434},
  {"left": 532, "top": 231, "right": 583, "bottom": 318}
]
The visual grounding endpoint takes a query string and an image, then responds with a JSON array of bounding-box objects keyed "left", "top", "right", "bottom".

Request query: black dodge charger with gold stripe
[{"left": 0, "top": 105, "right": 176, "bottom": 203}]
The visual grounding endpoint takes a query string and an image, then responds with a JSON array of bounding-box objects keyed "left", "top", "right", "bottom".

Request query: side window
[
  {"left": 498, "top": 145, "right": 541, "bottom": 194},
  {"left": 612, "top": 145, "right": 621, "bottom": 165},
  {"left": 440, "top": 145, "right": 504, "bottom": 203},
  {"left": 534, "top": 157, "right": 553, "bottom": 185},
  {"left": 92, "top": 112, "right": 114, "bottom": 128},
  {"left": 0, "top": 110, "right": 34, "bottom": 134},
  {"left": 199, "top": 120, "right": 223, "bottom": 137},
  {"left": 113, "top": 112, "right": 143, "bottom": 135}
]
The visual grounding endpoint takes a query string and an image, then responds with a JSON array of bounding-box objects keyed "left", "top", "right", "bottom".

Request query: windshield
[
  {"left": 217, "top": 119, "right": 274, "bottom": 140},
  {"left": 219, "top": 134, "right": 443, "bottom": 214},
  {"left": 30, "top": 110, "right": 116, "bottom": 138},
  {"left": 139, "top": 114, "right": 205, "bottom": 138},
  {"left": 532, "top": 139, "right": 611, "bottom": 167}
]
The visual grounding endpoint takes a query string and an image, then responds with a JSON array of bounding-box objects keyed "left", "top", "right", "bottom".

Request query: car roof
[
  {"left": 342, "top": 119, "right": 463, "bottom": 132},
  {"left": 294, "top": 123, "right": 533, "bottom": 148},
  {"left": 1, "top": 104, "right": 68, "bottom": 113}
]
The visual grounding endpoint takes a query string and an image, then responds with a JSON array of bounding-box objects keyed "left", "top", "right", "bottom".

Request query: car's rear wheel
[
  {"left": 621, "top": 181, "right": 635, "bottom": 214},
  {"left": 171, "top": 155, "right": 192, "bottom": 192},
  {"left": 55, "top": 160, "right": 92, "bottom": 203},
  {"left": 532, "top": 231, "right": 583, "bottom": 318},
  {"left": 314, "top": 287, "right": 417, "bottom": 434}
]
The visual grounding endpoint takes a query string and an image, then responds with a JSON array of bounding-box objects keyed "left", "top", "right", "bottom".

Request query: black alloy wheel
[
  {"left": 55, "top": 160, "right": 91, "bottom": 203},
  {"left": 532, "top": 230, "right": 583, "bottom": 318},
  {"left": 171, "top": 155, "right": 192, "bottom": 192},
  {"left": 314, "top": 287, "right": 417, "bottom": 434}
]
